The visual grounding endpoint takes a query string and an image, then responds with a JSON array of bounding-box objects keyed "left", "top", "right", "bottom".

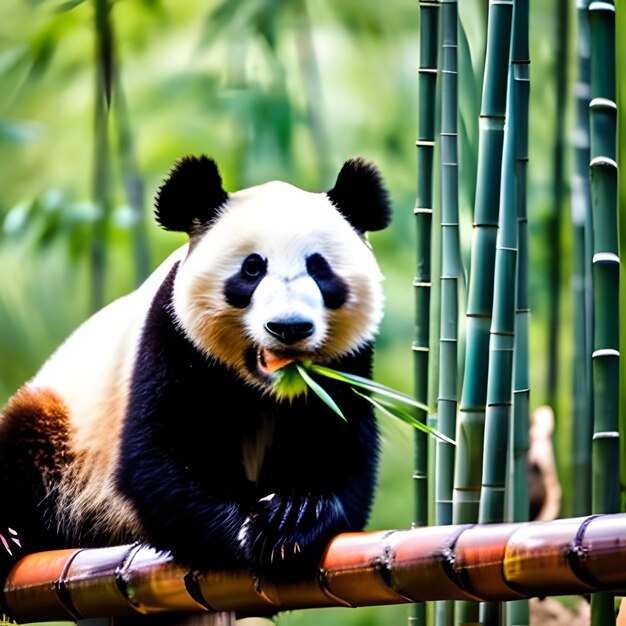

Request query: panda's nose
[{"left": 265, "top": 320, "right": 314, "bottom": 344}]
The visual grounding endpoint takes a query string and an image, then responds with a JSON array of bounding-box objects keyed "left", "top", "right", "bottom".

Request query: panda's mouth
[{"left": 256, "top": 349, "right": 299, "bottom": 376}]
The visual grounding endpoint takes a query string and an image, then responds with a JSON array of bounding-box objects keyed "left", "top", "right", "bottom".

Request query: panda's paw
[{"left": 246, "top": 493, "right": 348, "bottom": 582}]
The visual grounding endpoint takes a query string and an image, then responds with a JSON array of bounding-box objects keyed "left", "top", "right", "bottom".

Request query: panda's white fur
[
  {"left": 31, "top": 246, "right": 188, "bottom": 543},
  {"left": 174, "top": 180, "right": 385, "bottom": 391},
  {"left": 0, "top": 155, "right": 392, "bottom": 587}
]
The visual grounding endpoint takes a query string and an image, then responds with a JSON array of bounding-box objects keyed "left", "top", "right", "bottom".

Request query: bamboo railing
[{"left": 4, "top": 513, "right": 626, "bottom": 623}]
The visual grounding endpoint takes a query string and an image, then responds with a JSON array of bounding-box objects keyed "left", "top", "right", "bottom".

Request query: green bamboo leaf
[
  {"left": 54, "top": 0, "right": 87, "bottom": 12},
  {"left": 295, "top": 363, "right": 347, "bottom": 421},
  {"left": 308, "top": 364, "right": 431, "bottom": 413},
  {"left": 354, "top": 389, "right": 455, "bottom": 445}
]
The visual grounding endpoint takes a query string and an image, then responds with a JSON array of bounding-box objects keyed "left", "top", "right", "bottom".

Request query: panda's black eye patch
[
  {"left": 224, "top": 253, "right": 267, "bottom": 308},
  {"left": 306, "top": 253, "right": 348, "bottom": 309}
]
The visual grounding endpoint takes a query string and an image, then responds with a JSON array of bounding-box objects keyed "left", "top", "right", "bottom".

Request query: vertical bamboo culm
[
  {"left": 435, "top": 1, "right": 460, "bottom": 624},
  {"left": 571, "top": 0, "right": 593, "bottom": 519},
  {"left": 451, "top": 2, "right": 513, "bottom": 624},
  {"left": 412, "top": 2, "right": 440, "bottom": 625},
  {"left": 546, "top": 0, "right": 570, "bottom": 410},
  {"left": 588, "top": 1, "right": 619, "bottom": 624},
  {"left": 477, "top": 2, "right": 515, "bottom": 624},
  {"left": 506, "top": 1, "right": 531, "bottom": 625},
  {"left": 91, "top": 0, "right": 114, "bottom": 313}
]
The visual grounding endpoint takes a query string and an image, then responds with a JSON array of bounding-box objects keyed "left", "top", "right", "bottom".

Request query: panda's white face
[{"left": 172, "top": 180, "right": 385, "bottom": 394}]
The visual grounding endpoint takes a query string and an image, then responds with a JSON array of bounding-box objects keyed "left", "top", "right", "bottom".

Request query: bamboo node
[
  {"left": 588, "top": 1, "right": 616, "bottom": 13},
  {"left": 592, "top": 252, "right": 619, "bottom": 264},
  {"left": 590, "top": 156, "right": 617, "bottom": 169},
  {"left": 591, "top": 348, "right": 619, "bottom": 358},
  {"left": 589, "top": 97, "right": 617, "bottom": 110},
  {"left": 592, "top": 431, "right": 620, "bottom": 440}
]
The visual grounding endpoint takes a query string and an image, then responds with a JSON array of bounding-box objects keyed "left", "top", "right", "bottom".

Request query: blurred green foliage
[{"left": 0, "top": 1, "right": 623, "bottom": 625}]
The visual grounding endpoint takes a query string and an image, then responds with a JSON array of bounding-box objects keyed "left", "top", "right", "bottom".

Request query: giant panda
[{"left": 0, "top": 155, "right": 392, "bottom": 597}]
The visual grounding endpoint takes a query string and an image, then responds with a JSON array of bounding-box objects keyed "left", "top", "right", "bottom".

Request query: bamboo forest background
[{"left": 0, "top": 1, "right": 624, "bottom": 625}]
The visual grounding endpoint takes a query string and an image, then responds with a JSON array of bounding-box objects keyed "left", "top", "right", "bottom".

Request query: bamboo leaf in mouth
[{"left": 272, "top": 360, "right": 453, "bottom": 444}]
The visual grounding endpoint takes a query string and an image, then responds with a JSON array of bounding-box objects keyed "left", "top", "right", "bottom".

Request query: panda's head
[{"left": 155, "top": 155, "right": 392, "bottom": 396}]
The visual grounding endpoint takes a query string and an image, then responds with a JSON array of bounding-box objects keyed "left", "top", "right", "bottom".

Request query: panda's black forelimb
[
  {"left": 245, "top": 492, "right": 350, "bottom": 581},
  {"left": 116, "top": 264, "right": 380, "bottom": 581}
]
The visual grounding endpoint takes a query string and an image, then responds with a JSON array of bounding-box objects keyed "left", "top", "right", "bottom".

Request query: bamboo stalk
[
  {"left": 452, "top": 1, "right": 513, "bottom": 622},
  {"left": 545, "top": 0, "right": 570, "bottom": 411},
  {"left": 479, "top": 2, "right": 517, "bottom": 530},
  {"left": 293, "top": 1, "right": 332, "bottom": 186},
  {"left": 435, "top": 3, "right": 460, "bottom": 624},
  {"left": 436, "top": 0, "right": 460, "bottom": 535},
  {"left": 90, "top": 0, "right": 114, "bottom": 313},
  {"left": 619, "top": 0, "right": 626, "bottom": 520},
  {"left": 478, "top": 2, "right": 517, "bottom": 623},
  {"left": 506, "top": 0, "right": 531, "bottom": 624},
  {"left": 588, "top": 2, "right": 619, "bottom": 623},
  {"left": 571, "top": 0, "right": 593, "bottom": 519},
  {"left": 413, "top": 1, "right": 440, "bottom": 623},
  {"left": 114, "top": 78, "right": 151, "bottom": 287},
  {"left": 5, "top": 514, "right": 626, "bottom": 622}
]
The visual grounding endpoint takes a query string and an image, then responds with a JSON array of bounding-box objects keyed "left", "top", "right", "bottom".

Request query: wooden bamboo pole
[{"left": 4, "top": 514, "right": 626, "bottom": 623}]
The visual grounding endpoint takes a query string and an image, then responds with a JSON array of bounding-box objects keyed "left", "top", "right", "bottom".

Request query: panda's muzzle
[{"left": 264, "top": 320, "right": 314, "bottom": 345}]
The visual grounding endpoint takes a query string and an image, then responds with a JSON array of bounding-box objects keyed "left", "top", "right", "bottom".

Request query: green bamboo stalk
[
  {"left": 413, "top": 3, "right": 439, "bottom": 625},
  {"left": 294, "top": 1, "right": 332, "bottom": 186},
  {"left": 435, "top": 0, "right": 460, "bottom": 531},
  {"left": 435, "top": 3, "right": 460, "bottom": 624},
  {"left": 479, "top": 6, "right": 517, "bottom": 530},
  {"left": 545, "top": 0, "right": 570, "bottom": 411},
  {"left": 619, "top": 0, "right": 626, "bottom": 518},
  {"left": 571, "top": 0, "right": 593, "bottom": 519},
  {"left": 588, "top": 1, "right": 619, "bottom": 624},
  {"left": 452, "top": 3, "right": 512, "bottom": 623},
  {"left": 114, "top": 77, "right": 150, "bottom": 286},
  {"left": 506, "top": 3, "right": 531, "bottom": 625},
  {"left": 478, "top": 4, "right": 517, "bottom": 625},
  {"left": 90, "top": 0, "right": 114, "bottom": 313}
]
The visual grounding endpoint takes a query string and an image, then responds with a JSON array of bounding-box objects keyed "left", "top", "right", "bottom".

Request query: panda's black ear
[
  {"left": 326, "top": 157, "right": 392, "bottom": 232},
  {"left": 155, "top": 155, "right": 228, "bottom": 234}
]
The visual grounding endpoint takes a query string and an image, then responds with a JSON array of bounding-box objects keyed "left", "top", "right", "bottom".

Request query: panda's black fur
[{"left": 0, "top": 155, "right": 391, "bottom": 599}]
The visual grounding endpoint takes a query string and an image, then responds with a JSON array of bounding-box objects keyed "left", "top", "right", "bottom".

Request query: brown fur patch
[{"left": 0, "top": 385, "right": 72, "bottom": 492}]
